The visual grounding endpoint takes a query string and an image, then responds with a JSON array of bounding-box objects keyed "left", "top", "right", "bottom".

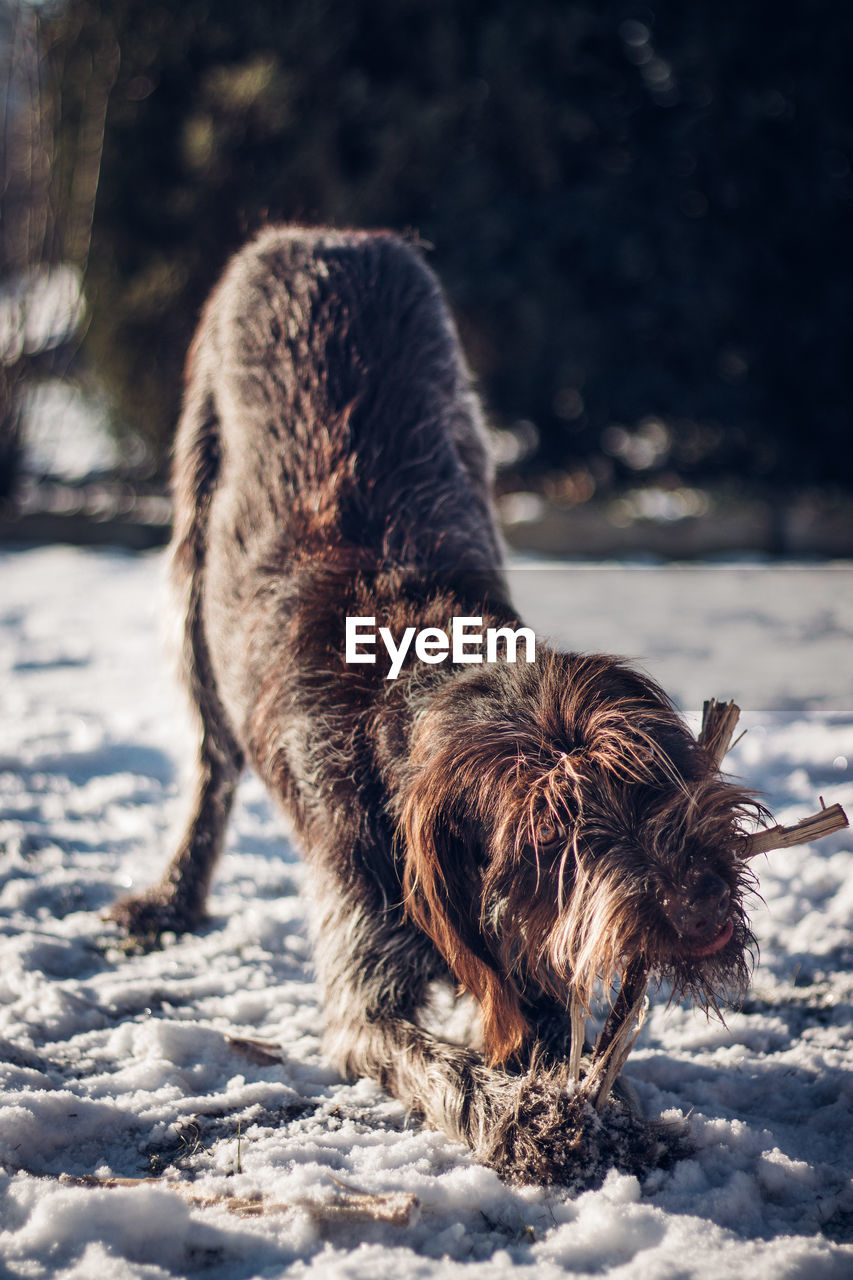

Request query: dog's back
[
  {"left": 170, "top": 228, "right": 506, "bottom": 731},
  {"left": 176, "top": 227, "right": 500, "bottom": 570}
]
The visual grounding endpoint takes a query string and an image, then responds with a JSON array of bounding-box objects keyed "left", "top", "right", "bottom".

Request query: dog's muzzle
[{"left": 660, "top": 871, "right": 733, "bottom": 956}]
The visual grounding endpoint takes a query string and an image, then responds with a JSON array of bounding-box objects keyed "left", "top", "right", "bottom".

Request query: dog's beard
[
  {"left": 478, "top": 865, "right": 756, "bottom": 1032},
  {"left": 538, "top": 861, "right": 758, "bottom": 1016}
]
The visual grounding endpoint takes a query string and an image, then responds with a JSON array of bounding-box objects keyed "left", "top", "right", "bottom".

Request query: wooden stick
[
  {"left": 698, "top": 698, "right": 742, "bottom": 769},
  {"left": 741, "top": 802, "right": 849, "bottom": 859},
  {"left": 57, "top": 1173, "right": 419, "bottom": 1225},
  {"left": 697, "top": 700, "right": 848, "bottom": 858},
  {"left": 224, "top": 1034, "right": 285, "bottom": 1065},
  {"left": 568, "top": 995, "right": 586, "bottom": 1085}
]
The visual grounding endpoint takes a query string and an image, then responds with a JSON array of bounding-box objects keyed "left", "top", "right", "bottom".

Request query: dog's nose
[{"left": 662, "top": 872, "right": 731, "bottom": 941}]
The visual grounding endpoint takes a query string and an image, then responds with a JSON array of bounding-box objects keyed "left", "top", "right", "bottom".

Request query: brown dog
[{"left": 112, "top": 227, "right": 760, "bottom": 1185}]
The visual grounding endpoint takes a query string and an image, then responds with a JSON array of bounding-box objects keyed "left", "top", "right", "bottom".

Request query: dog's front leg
[
  {"left": 325, "top": 984, "right": 652, "bottom": 1186},
  {"left": 310, "top": 876, "right": 657, "bottom": 1185}
]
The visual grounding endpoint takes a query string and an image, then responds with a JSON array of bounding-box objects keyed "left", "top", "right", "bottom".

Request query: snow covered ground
[{"left": 1, "top": 545, "right": 851, "bottom": 1280}]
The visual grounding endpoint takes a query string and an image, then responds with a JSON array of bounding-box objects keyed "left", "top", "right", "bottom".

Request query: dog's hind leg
[{"left": 110, "top": 345, "right": 244, "bottom": 944}]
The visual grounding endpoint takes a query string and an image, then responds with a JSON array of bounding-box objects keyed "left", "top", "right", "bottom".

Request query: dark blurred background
[{"left": 2, "top": 0, "right": 852, "bottom": 553}]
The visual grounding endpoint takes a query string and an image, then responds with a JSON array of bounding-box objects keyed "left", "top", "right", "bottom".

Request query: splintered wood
[
  {"left": 699, "top": 698, "right": 744, "bottom": 769},
  {"left": 572, "top": 697, "right": 849, "bottom": 1112},
  {"left": 741, "top": 802, "right": 849, "bottom": 857},
  {"left": 582, "top": 958, "right": 649, "bottom": 1112},
  {"left": 571, "top": 960, "right": 651, "bottom": 1112}
]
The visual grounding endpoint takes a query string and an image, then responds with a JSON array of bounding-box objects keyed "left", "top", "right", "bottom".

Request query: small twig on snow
[{"left": 55, "top": 1172, "right": 419, "bottom": 1225}]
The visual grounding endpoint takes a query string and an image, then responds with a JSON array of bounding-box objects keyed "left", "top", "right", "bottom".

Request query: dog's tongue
[{"left": 689, "top": 915, "right": 734, "bottom": 957}]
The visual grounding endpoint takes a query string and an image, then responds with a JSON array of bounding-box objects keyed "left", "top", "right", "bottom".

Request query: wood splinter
[{"left": 581, "top": 957, "right": 650, "bottom": 1111}]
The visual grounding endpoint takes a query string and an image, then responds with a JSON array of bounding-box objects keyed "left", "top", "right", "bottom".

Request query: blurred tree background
[{"left": 4, "top": 0, "right": 853, "bottom": 505}]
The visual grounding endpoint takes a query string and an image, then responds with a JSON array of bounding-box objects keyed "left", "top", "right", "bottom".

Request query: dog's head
[{"left": 400, "top": 650, "right": 762, "bottom": 1064}]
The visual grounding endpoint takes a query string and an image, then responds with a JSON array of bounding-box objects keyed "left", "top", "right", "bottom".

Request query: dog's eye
[{"left": 534, "top": 816, "right": 566, "bottom": 849}]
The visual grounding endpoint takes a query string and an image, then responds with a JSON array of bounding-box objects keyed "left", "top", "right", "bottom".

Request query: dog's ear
[{"left": 401, "top": 779, "right": 529, "bottom": 1065}]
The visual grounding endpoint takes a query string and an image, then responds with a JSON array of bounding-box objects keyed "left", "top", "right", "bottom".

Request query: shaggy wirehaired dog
[{"left": 112, "top": 226, "right": 761, "bottom": 1186}]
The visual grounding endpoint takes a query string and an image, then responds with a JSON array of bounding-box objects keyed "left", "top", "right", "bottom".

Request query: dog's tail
[{"left": 169, "top": 296, "right": 243, "bottom": 774}]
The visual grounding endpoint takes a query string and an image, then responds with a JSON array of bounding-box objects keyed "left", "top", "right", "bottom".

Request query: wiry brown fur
[
  {"left": 400, "top": 651, "right": 762, "bottom": 1065},
  {"left": 112, "top": 226, "right": 763, "bottom": 1187}
]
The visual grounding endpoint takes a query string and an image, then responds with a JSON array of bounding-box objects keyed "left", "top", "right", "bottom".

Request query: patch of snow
[{"left": 0, "top": 547, "right": 851, "bottom": 1278}]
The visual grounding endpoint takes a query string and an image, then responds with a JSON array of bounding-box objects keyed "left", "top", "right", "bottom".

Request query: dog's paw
[
  {"left": 481, "top": 1077, "right": 685, "bottom": 1190},
  {"left": 106, "top": 890, "right": 206, "bottom": 950}
]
